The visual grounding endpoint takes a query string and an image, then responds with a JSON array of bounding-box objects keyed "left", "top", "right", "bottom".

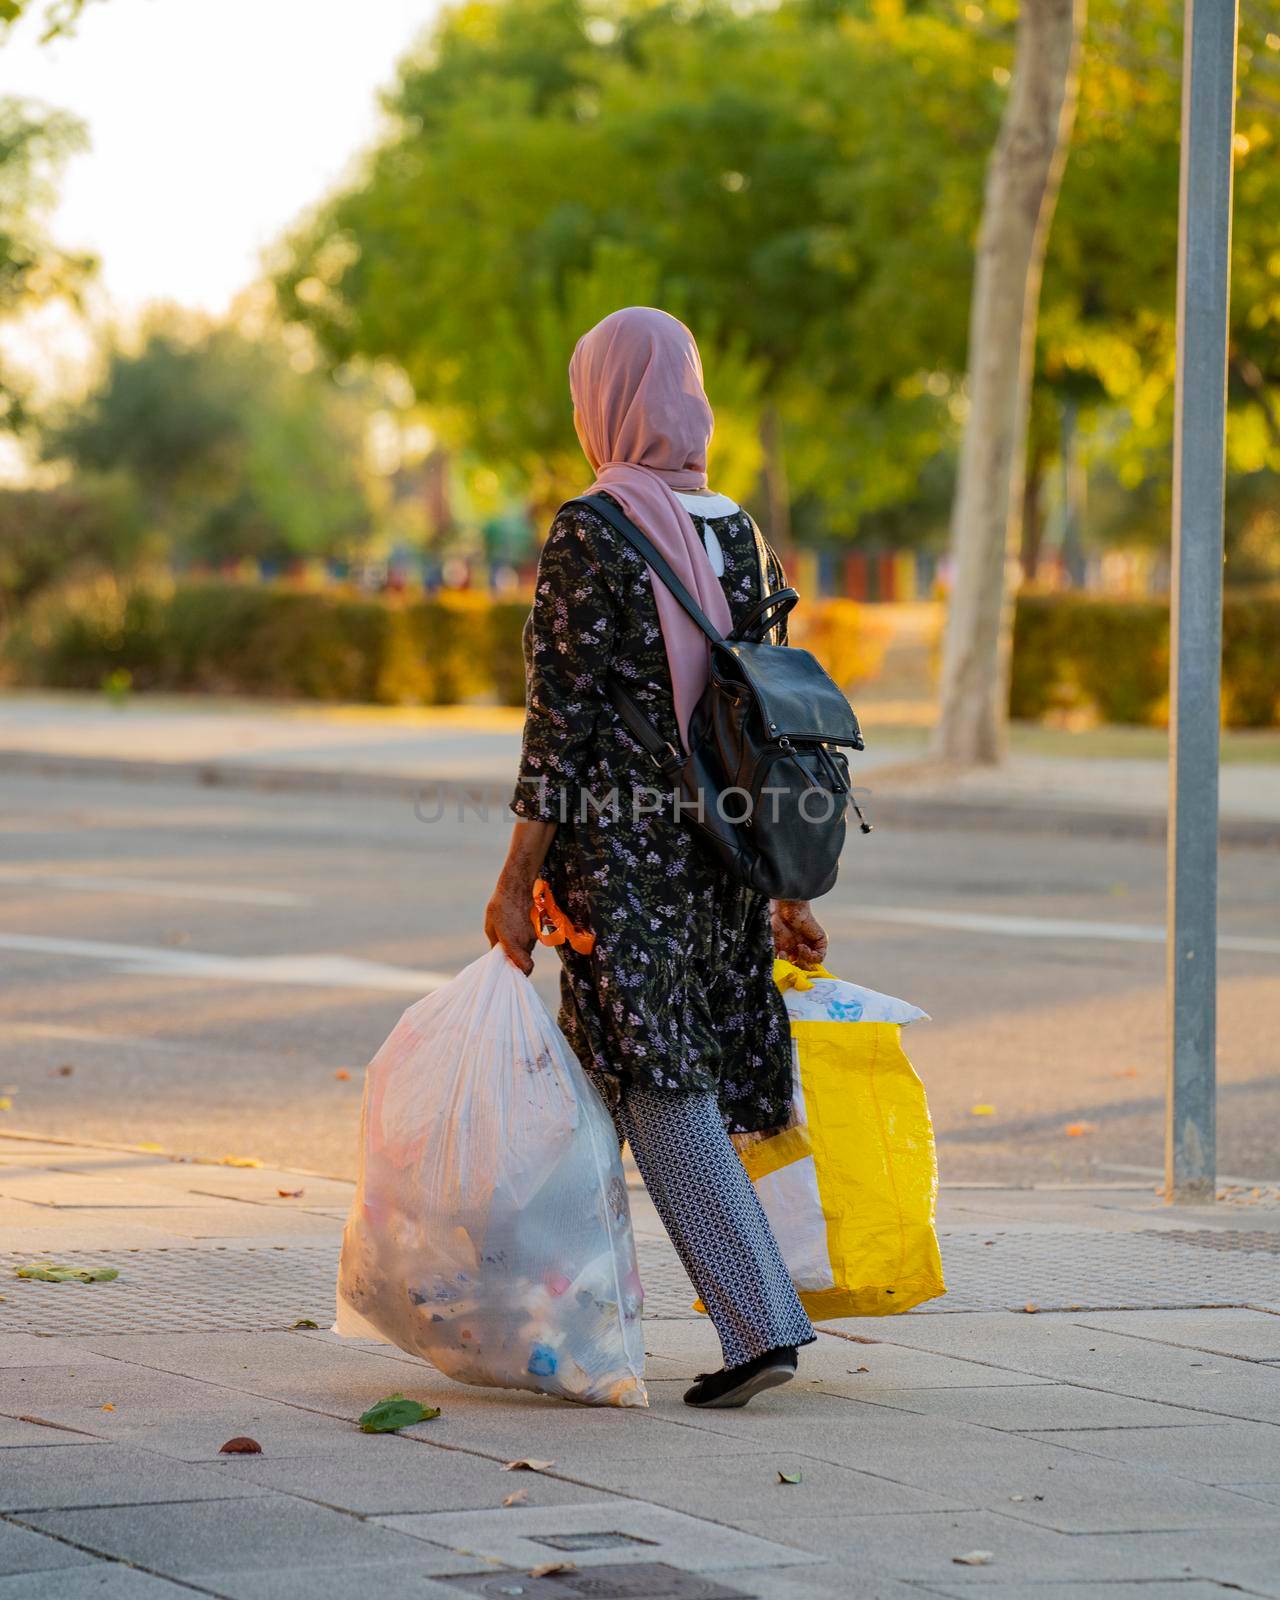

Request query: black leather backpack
[{"left": 566, "top": 493, "right": 868, "bottom": 902}]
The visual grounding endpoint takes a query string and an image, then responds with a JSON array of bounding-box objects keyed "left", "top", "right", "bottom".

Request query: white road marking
[
  {"left": 0, "top": 933, "right": 449, "bottom": 994},
  {"left": 843, "top": 905, "right": 1280, "bottom": 957},
  {"left": 0, "top": 869, "right": 306, "bottom": 908}
]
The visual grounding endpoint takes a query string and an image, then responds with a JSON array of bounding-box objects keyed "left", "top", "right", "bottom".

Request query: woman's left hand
[{"left": 771, "top": 899, "right": 828, "bottom": 970}]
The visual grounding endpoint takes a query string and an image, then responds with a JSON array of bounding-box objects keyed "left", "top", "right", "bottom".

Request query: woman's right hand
[{"left": 484, "top": 872, "right": 537, "bottom": 975}]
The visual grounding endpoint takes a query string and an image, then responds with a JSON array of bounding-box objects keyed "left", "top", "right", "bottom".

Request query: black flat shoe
[{"left": 683, "top": 1346, "right": 798, "bottom": 1409}]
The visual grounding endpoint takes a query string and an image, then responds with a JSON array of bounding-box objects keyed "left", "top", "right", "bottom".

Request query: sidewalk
[
  {"left": 2, "top": 691, "right": 1278, "bottom": 845},
  {"left": 3, "top": 1132, "right": 1279, "bottom": 1598}
]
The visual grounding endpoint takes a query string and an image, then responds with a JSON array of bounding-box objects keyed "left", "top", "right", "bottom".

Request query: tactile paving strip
[{"left": 3, "top": 1229, "right": 1277, "bottom": 1336}]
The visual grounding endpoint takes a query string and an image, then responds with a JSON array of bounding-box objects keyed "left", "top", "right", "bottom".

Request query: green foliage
[
  {"left": 0, "top": 96, "right": 93, "bottom": 428},
  {"left": 0, "top": 474, "right": 147, "bottom": 618},
  {"left": 44, "top": 320, "right": 374, "bottom": 563},
  {"left": 357, "top": 1394, "right": 440, "bottom": 1433},
  {"left": 1010, "top": 592, "right": 1280, "bottom": 729},
  {"left": 2, "top": 580, "right": 518, "bottom": 706},
  {"left": 0, "top": 0, "right": 101, "bottom": 41},
  {"left": 274, "top": 0, "right": 1280, "bottom": 550},
  {"left": 275, "top": 0, "right": 1002, "bottom": 525}
]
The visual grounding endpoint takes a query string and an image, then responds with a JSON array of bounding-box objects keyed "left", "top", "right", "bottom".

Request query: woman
[{"left": 484, "top": 306, "right": 829, "bottom": 1409}]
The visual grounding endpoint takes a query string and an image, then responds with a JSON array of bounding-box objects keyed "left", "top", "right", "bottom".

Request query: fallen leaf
[
  {"left": 848, "top": 1365, "right": 870, "bottom": 1374},
  {"left": 334, "top": 1068, "right": 351, "bottom": 1081},
  {"left": 1022, "top": 1303, "right": 1040, "bottom": 1314},
  {"left": 1064, "top": 1121, "right": 1097, "bottom": 1137},
  {"left": 502, "top": 1490, "right": 528, "bottom": 1507},
  {"left": 777, "top": 1470, "right": 803, "bottom": 1484},
  {"left": 502, "top": 1458, "right": 555, "bottom": 1472},
  {"left": 953, "top": 1551, "right": 994, "bottom": 1567},
  {"left": 277, "top": 1188, "right": 304, "bottom": 1199},
  {"left": 100, "top": 1403, "right": 114, "bottom": 1412},
  {"left": 358, "top": 1395, "right": 440, "bottom": 1434},
  {"left": 970, "top": 1104, "right": 996, "bottom": 1117},
  {"left": 292, "top": 1319, "right": 319, "bottom": 1330},
  {"left": 13, "top": 1261, "right": 119, "bottom": 1283},
  {"left": 219, "top": 1436, "right": 262, "bottom": 1455},
  {"left": 56, "top": 1063, "right": 75, "bottom": 1077},
  {"left": 220, "top": 1156, "right": 263, "bottom": 1168},
  {"left": 529, "top": 1563, "right": 576, "bottom": 1579},
  {"left": 137, "top": 1143, "right": 164, "bottom": 1153},
  {"left": 0, "top": 1097, "right": 11, "bottom": 1111}
]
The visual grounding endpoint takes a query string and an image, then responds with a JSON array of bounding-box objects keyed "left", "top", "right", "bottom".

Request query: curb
[{"left": 2, "top": 747, "right": 1278, "bottom": 848}]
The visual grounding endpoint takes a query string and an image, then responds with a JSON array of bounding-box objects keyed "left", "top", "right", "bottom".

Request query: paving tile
[
  {"left": 21, "top": 1496, "right": 442, "bottom": 1575},
  {"left": 345, "top": 1384, "right": 698, "bottom": 1466},
  {"left": 0, "top": 1336, "right": 119, "bottom": 1370},
  {"left": 0, "top": 1518, "right": 98, "bottom": 1577},
  {"left": 1218, "top": 1480, "right": 1280, "bottom": 1506},
  {"left": 206, "top": 1435, "right": 627, "bottom": 1516},
  {"left": 0, "top": 1443, "right": 248, "bottom": 1512},
  {"left": 50, "top": 1397, "right": 400, "bottom": 1465},
  {"left": 1021, "top": 1420, "right": 1280, "bottom": 1483},
  {"left": 183, "top": 1567, "right": 494, "bottom": 1600},
  {"left": 719, "top": 1508, "right": 1173, "bottom": 1583},
  {"left": 0, "top": 1364, "right": 374, "bottom": 1460},
  {"left": 863, "top": 1316, "right": 1280, "bottom": 1423},
  {"left": 378, "top": 1500, "right": 810, "bottom": 1573},
  {"left": 670, "top": 1399, "right": 1280, "bottom": 1532},
  {"left": 921, "top": 1583, "right": 1253, "bottom": 1599},
  {"left": 1075, "top": 1309, "right": 1280, "bottom": 1362},
  {"left": 712, "top": 1564, "right": 926, "bottom": 1600},
  {"left": 0, "top": 1414, "right": 98, "bottom": 1447},
  {"left": 806, "top": 1338, "right": 1052, "bottom": 1392},
  {"left": 0, "top": 1566, "right": 197, "bottom": 1598},
  {"left": 842, "top": 1382, "right": 1220, "bottom": 1432},
  {"left": 1128, "top": 1528, "right": 1280, "bottom": 1598},
  {"left": 547, "top": 1447, "right": 964, "bottom": 1522},
  {"left": 75, "top": 1331, "right": 429, "bottom": 1397}
]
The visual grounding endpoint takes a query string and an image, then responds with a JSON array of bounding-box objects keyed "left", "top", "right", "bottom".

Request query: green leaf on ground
[
  {"left": 292, "top": 1319, "right": 319, "bottom": 1329},
  {"left": 358, "top": 1394, "right": 440, "bottom": 1433},
  {"left": 14, "top": 1261, "right": 119, "bottom": 1283},
  {"left": 777, "top": 1470, "right": 803, "bottom": 1485}
]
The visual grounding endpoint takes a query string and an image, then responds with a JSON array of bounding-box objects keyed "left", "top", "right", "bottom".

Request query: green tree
[
  {"left": 46, "top": 318, "right": 374, "bottom": 563},
  {"left": 0, "top": 0, "right": 100, "bottom": 41},
  {"left": 0, "top": 473, "right": 143, "bottom": 619},
  {"left": 277, "top": 0, "right": 1001, "bottom": 528},
  {"left": 0, "top": 97, "right": 93, "bottom": 429}
]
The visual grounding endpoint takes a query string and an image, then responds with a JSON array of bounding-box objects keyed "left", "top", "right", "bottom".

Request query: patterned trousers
[{"left": 590, "top": 1075, "right": 816, "bottom": 1368}]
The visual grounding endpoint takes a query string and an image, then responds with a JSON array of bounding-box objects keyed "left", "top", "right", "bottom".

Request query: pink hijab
[{"left": 569, "top": 306, "right": 733, "bottom": 749}]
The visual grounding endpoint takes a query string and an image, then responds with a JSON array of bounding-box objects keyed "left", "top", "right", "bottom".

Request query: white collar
[{"left": 674, "top": 490, "right": 739, "bottom": 519}]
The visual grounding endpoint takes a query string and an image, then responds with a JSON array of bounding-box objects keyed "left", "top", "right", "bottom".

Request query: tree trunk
[
  {"left": 759, "top": 404, "right": 793, "bottom": 562},
  {"left": 933, "top": 0, "right": 1084, "bottom": 764},
  {"left": 1020, "top": 445, "right": 1045, "bottom": 582}
]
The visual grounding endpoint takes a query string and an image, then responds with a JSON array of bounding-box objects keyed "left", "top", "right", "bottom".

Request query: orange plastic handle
[{"left": 531, "top": 878, "right": 595, "bottom": 955}]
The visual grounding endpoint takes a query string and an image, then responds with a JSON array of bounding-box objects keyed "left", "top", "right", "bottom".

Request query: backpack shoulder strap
[{"left": 565, "top": 494, "right": 724, "bottom": 647}]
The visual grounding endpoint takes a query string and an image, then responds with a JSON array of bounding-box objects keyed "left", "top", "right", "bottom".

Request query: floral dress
[{"left": 511, "top": 494, "right": 793, "bottom": 1135}]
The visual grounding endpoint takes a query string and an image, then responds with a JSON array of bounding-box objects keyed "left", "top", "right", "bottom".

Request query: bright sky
[{"left": 5, "top": 0, "right": 441, "bottom": 316}]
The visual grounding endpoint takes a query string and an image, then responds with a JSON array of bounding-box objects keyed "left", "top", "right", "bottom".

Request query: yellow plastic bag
[{"left": 735, "top": 960, "right": 946, "bottom": 1320}]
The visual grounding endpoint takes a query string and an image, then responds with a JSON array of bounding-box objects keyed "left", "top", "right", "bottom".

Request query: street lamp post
[{"left": 1166, "top": 0, "right": 1239, "bottom": 1203}]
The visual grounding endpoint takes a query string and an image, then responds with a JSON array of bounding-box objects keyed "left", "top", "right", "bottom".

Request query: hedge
[
  {"left": 1, "top": 580, "right": 532, "bottom": 707},
  {"left": 36, "top": 581, "right": 1271, "bottom": 729},
  {"left": 2, "top": 578, "right": 885, "bottom": 711},
  {"left": 1010, "top": 592, "right": 1280, "bottom": 728}
]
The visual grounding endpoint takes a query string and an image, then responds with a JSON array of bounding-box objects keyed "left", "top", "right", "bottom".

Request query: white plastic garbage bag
[{"left": 336, "top": 945, "right": 648, "bottom": 1407}]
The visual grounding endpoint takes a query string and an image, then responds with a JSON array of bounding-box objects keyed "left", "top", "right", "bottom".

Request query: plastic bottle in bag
[{"left": 335, "top": 945, "right": 648, "bottom": 1407}]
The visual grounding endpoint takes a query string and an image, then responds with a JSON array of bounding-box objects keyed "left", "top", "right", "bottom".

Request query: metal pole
[{"left": 1166, "top": 0, "right": 1238, "bottom": 1203}]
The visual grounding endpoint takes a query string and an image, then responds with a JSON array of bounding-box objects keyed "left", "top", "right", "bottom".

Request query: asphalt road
[{"left": 1, "top": 769, "right": 1277, "bottom": 1188}]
